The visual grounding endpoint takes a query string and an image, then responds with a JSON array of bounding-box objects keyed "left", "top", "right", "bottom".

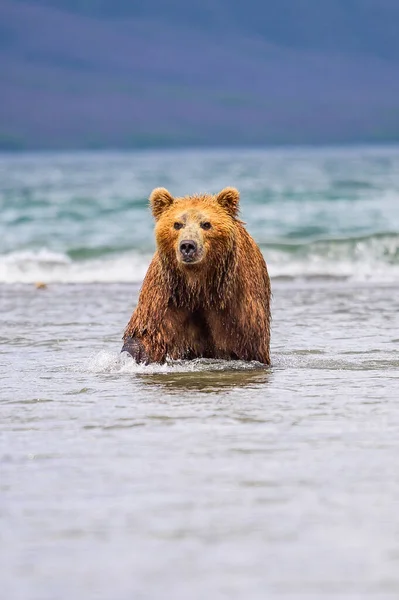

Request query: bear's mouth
[{"left": 179, "top": 253, "right": 204, "bottom": 265}]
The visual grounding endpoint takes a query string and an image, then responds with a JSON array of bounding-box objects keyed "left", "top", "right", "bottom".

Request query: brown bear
[{"left": 122, "top": 187, "right": 271, "bottom": 364}]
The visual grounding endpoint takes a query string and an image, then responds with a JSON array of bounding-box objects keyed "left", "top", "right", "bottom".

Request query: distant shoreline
[{"left": 1, "top": 139, "right": 399, "bottom": 154}]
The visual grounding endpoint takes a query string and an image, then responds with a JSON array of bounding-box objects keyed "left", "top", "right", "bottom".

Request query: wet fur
[{"left": 122, "top": 190, "right": 271, "bottom": 364}]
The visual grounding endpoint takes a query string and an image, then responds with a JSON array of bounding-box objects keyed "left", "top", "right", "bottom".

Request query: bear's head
[{"left": 150, "top": 187, "right": 240, "bottom": 269}]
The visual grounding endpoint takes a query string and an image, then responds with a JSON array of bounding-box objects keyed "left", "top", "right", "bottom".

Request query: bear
[{"left": 122, "top": 187, "right": 271, "bottom": 365}]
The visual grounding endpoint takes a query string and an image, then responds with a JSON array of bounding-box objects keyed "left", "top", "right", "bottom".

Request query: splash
[{"left": 87, "top": 349, "right": 264, "bottom": 375}]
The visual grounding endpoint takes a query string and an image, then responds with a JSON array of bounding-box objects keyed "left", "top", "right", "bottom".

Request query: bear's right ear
[{"left": 150, "top": 187, "right": 175, "bottom": 220}]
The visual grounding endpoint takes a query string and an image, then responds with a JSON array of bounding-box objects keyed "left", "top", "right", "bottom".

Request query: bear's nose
[{"left": 179, "top": 239, "right": 197, "bottom": 260}]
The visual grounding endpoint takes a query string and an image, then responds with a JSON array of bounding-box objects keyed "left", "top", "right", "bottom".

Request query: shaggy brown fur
[{"left": 122, "top": 187, "right": 271, "bottom": 364}]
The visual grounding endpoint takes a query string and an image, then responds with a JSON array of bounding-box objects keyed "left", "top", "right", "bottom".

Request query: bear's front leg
[{"left": 121, "top": 336, "right": 151, "bottom": 364}]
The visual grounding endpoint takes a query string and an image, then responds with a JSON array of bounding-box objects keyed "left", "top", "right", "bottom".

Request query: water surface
[{"left": 1, "top": 148, "right": 399, "bottom": 599}]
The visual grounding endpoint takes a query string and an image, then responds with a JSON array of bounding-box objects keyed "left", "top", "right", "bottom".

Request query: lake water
[{"left": 1, "top": 147, "right": 399, "bottom": 599}]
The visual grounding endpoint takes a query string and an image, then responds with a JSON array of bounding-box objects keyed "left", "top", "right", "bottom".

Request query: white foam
[
  {"left": 267, "top": 254, "right": 399, "bottom": 282},
  {"left": 0, "top": 249, "right": 150, "bottom": 284},
  {"left": 1, "top": 238, "right": 399, "bottom": 284},
  {"left": 87, "top": 350, "right": 264, "bottom": 374}
]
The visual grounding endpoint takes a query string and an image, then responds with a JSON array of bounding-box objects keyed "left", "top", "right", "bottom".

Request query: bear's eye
[
  {"left": 174, "top": 222, "right": 183, "bottom": 230},
  {"left": 201, "top": 222, "right": 212, "bottom": 230}
]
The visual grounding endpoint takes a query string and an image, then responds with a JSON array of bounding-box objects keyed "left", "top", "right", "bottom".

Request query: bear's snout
[{"left": 179, "top": 239, "right": 198, "bottom": 262}]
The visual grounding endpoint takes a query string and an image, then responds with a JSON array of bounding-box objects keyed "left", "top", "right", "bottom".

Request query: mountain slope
[{"left": 1, "top": 0, "right": 399, "bottom": 149}]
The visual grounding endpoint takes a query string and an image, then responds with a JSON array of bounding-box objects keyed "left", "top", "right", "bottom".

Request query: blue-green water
[
  {"left": 1, "top": 147, "right": 399, "bottom": 283},
  {"left": 1, "top": 147, "right": 399, "bottom": 599}
]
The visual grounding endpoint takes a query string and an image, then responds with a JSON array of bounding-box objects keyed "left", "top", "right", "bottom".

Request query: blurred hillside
[{"left": 1, "top": 0, "right": 399, "bottom": 149}]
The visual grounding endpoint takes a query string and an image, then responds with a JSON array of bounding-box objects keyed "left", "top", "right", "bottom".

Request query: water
[
  {"left": 2, "top": 147, "right": 399, "bottom": 283},
  {"left": 1, "top": 147, "right": 399, "bottom": 599}
]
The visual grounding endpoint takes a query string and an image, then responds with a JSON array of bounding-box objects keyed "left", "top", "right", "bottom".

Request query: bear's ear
[
  {"left": 150, "top": 187, "right": 175, "bottom": 220},
  {"left": 216, "top": 187, "right": 240, "bottom": 217}
]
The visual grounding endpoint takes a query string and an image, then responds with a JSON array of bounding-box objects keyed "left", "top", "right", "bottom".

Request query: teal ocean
[
  {"left": 1, "top": 146, "right": 399, "bottom": 283},
  {"left": 1, "top": 147, "right": 399, "bottom": 600}
]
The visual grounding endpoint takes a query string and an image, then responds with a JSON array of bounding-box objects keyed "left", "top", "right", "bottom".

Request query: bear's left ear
[
  {"left": 150, "top": 187, "right": 175, "bottom": 220},
  {"left": 216, "top": 187, "right": 240, "bottom": 217}
]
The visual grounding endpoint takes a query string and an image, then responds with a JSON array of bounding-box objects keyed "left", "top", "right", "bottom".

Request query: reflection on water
[{"left": 136, "top": 366, "right": 271, "bottom": 393}]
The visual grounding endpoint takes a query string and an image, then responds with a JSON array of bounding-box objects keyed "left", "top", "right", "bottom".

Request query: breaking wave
[
  {"left": 0, "top": 248, "right": 150, "bottom": 284},
  {"left": 1, "top": 232, "right": 399, "bottom": 284}
]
